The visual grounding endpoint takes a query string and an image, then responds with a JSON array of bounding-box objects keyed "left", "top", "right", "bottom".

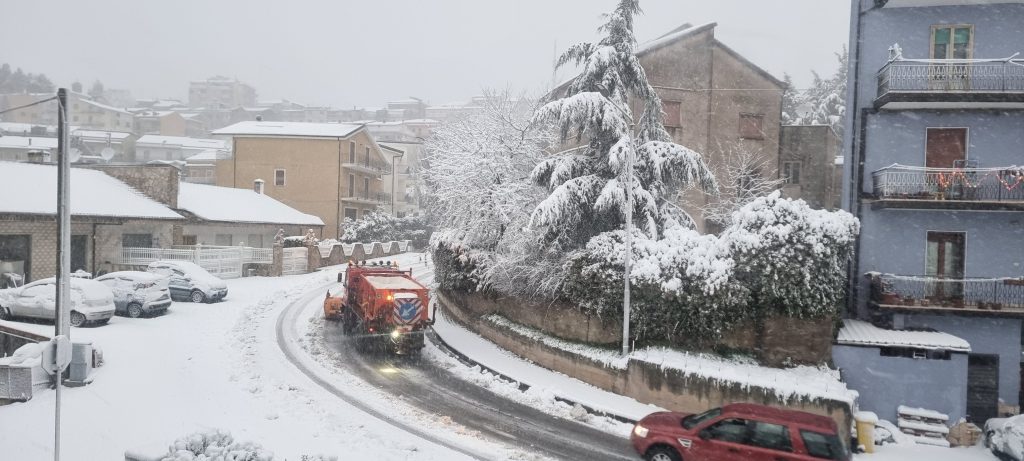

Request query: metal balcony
[
  {"left": 867, "top": 272, "right": 1024, "bottom": 316},
  {"left": 342, "top": 191, "right": 392, "bottom": 205},
  {"left": 342, "top": 161, "right": 392, "bottom": 176},
  {"left": 871, "top": 164, "right": 1024, "bottom": 210},
  {"left": 876, "top": 59, "right": 1024, "bottom": 109}
]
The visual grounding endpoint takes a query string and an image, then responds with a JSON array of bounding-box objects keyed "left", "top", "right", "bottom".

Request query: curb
[{"left": 428, "top": 302, "right": 638, "bottom": 425}]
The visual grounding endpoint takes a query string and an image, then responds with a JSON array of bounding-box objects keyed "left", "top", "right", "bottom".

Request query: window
[
  {"left": 748, "top": 420, "right": 793, "bottom": 452},
  {"left": 349, "top": 141, "right": 356, "bottom": 163},
  {"left": 682, "top": 408, "right": 722, "bottom": 429},
  {"left": 926, "top": 231, "right": 966, "bottom": 298},
  {"left": 800, "top": 430, "right": 847, "bottom": 460},
  {"left": 182, "top": 235, "right": 198, "bottom": 246},
  {"left": 704, "top": 418, "right": 749, "bottom": 444},
  {"left": 344, "top": 208, "right": 358, "bottom": 221},
  {"left": 739, "top": 113, "right": 764, "bottom": 140},
  {"left": 0, "top": 234, "right": 31, "bottom": 286},
  {"left": 783, "top": 162, "right": 801, "bottom": 185},
  {"left": 274, "top": 169, "right": 286, "bottom": 186},
  {"left": 247, "top": 234, "right": 263, "bottom": 248},
  {"left": 662, "top": 100, "right": 682, "bottom": 128},
  {"left": 932, "top": 25, "right": 973, "bottom": 60},
  {"left": 348, "top": 173, "right": 355, "bottom": 197},
  {"left": 365, "top": 146, "right": 370, "bottom": 165},
  {"left": 215, "top": 234, "right": 233, "bottom": 246},
  {"left": 363, "top": 177, "right": 370, "bottom": 195},
  {"left": 122, "top": 233, "right": 153, "bottom": 248}
]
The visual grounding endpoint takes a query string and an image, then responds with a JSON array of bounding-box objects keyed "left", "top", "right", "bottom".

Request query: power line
[{"left": 0, "top": 96, "right": 57, "bottom": 117}]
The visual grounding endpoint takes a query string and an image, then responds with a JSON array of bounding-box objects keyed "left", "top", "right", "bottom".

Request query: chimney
[
  {"left": 254, "top": 178, "right": 265, "bottom": 194},
  {"left": 27, "top": 150, "right": 51, "bottom": 164}
]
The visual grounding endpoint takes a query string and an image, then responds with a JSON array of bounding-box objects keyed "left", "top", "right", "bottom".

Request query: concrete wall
[
  {"left": 832, "top": 344, "right": 968, "bottom": 423},
  {"left": 439, "top": 291, "right": 852, "bottom": 435},
  {"left": 94, "top": 220, "right": 176, "bottom": 274},
  {"left": 780, "top": 125, "right": 841, "bottom": 210},
  {"left": 899, "top": 313, "right": 1022, "bottom": 407},
  {"left": 86, "top": 164, "right": 180, "bottom": 208}
]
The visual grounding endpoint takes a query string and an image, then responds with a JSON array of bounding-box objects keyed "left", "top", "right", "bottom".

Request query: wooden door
[
  {"left": 967, "top": 354, "right": 999, "bottom": 424},
  {"left": 926, "top": 128, "right": 967, "bottom": 168}
]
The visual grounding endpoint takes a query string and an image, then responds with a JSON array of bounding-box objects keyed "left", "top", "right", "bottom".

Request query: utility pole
[
  {"left": 622, "top": 131, "right": 633, "bottom": 357},
  {"left": 54, "top": 87, "right": 71, "bottom": 461}
]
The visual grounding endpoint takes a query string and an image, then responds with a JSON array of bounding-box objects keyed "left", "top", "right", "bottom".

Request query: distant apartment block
[{"left": 188, "top": 76, "right": 257, "bottom": 109}]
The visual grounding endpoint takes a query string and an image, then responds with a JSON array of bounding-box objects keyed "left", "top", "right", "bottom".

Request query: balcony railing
[
  {"left": 878, "top": 59, "right": 1024, "bottom": 98},
  {"left": 872, "top": 164, "right": 1024, "bottom": 202},
  {"left": 867, "top": 272, "right": 1024, "bottom": 313},
  {"left": 342, "top": 191, "right": 392, "bottom": 205},
  {"left": 342, "top": 160, "right": 392, "bottom": 175}
]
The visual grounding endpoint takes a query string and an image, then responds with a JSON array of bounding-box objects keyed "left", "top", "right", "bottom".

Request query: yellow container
[{"left": 854, "top": 411, "right": 878, "bottom": 454}]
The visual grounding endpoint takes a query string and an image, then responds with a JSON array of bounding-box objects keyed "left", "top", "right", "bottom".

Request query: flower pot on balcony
[
  {"left": 880, "top": 293, "right": 901, "bottom": 305},
  {"left": 1005, "top": 279, "right": 1024, "bottom": 287},
  {"left": 992, "top": 303, "right": 1004, "bottom": 311},
  {"left": 952, "top": 299, "right": 965, "bottom": 309}
]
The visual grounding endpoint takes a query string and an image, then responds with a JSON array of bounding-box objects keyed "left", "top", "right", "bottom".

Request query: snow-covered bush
[
  {"left": 430, "top": 230, "right": 488, "bottom": 292},
  {"left": 160, "top": 429, "right": 273, "bottom": 461},
  {"left": 723, "top": 192, "right": 859, "bottom": 319},
  {"left": 340, "top": 209, "right": 432, "bottom": 248},
  {"left": 561, "top": 195, "right": 858, "bottom": 345}
]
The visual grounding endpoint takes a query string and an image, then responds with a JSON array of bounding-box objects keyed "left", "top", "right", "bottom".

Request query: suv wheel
[
  {"left": 646, "top": 446, "right": 682, "bottom": 461},
  {"left": 190, "top": 290, "right": 206, "bottom": 303},
  {"left": 0, "top": 307, "right": 10, "bottom": 320},
  {"left": 127, "top": 303, "right": 144, "bottom": 318},
  {"left": 69, "top": 311, "right": 86, "bottom": 327}
]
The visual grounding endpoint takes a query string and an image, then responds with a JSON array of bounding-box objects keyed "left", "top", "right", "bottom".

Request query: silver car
[
  {"left": 94, "top": 271, "right": 172, "bottom": 318},
  {"left": 146, "top": 261, "right": 228, "bottom": 303},
  {"left": 0, "top": 277, "right": 116, "bottom": 327}
]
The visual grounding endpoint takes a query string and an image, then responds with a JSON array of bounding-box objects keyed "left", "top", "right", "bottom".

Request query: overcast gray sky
[{"left": 0, "top": 0, "right": 850, "bottom": 108}]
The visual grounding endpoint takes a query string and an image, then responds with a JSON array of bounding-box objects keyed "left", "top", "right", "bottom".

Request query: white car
[
  {"left": 146, "top": 261, "right": 228, "bottom": 303},
  {"left": 0, "top": 277, "right": 116, "bottom": 327},
  {"left": 94, "top": 271, "right": 172, "bottom": 318}
]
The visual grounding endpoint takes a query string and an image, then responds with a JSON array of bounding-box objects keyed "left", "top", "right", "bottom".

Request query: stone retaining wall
[{"left": 438, "top": 290, "right": 853, "bottom": 437}]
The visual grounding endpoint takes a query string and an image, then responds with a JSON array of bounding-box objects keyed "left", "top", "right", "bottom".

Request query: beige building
[
  {"left": 189, "top": 76, "right": 257, "bottom": 109},
  {"left": 212, "top": 121, "right": 393, "bottom": 239},
  {"left": 634, "top": 22, "right": 785, "bottom": 232}
]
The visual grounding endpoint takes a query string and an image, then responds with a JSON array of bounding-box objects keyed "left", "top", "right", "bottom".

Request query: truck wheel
[
  {"left": 0, "top": 307, "right": 10, "bottom": 320},
  {"left": 69, "top": 311, "right": 86, "bottom": 327},
  {"left": 190, "top": 290, "right": 206, "bottom": 303},
  {"left": 645, "top": 446, "right": 681, "bottom": 461},
  {"left": 127, "top": 303, "right": 144, "bottom": 318}
]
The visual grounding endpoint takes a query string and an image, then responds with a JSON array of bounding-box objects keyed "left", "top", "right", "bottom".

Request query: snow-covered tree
[
  {"left": 723, "top": 191, "right": 859, "bottom": 319},
  {"left": 780, "top": 73, "right": 802, "bottom": 125},
  {"left": 801, "top": 47, "right": 847, "bottom": 137},
  {"left": 529, "top": 0, "right": 717, "bottom": 252},
  {"left": 340, "top": 209, "right": 432, "bottom": 248},
  {"left": 701, "top": 143, "right": 785, "bottom": 229}
]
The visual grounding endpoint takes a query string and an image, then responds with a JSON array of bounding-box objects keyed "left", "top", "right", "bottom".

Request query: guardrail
[
  {"left": 342, "top": 191, "right": 393, "bottom": 204},
  {"left": 878, "top": 60, "right": 1024, "bottom": 97},
  {"left": 872, "top": 165, "right": 1024, "bottom": 202}
]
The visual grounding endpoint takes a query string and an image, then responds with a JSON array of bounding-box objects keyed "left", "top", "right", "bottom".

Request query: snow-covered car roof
[
  {"left": 22, "top": 277, "right": 114, "bottom": 302},
  {"left": 148, "top": 260, "right": 221, "bottom": 281},
  {"left": 96, "top": 271, "right": 166, "bottom": 282}
]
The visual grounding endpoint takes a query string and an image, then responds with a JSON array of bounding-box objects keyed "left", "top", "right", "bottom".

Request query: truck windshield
[{"left": 682, "top": 408, "right": 722, "bottom": 429}]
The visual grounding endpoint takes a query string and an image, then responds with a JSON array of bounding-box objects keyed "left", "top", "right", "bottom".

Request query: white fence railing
[
  {"left": 282, "top": 247, "right": 308, "bottom": 275},
  {"left": 120, "top": 245, "right": 273, "bottom": 280}
]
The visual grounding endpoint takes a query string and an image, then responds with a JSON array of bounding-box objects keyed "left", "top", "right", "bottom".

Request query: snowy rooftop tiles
[
  {"left": 212, "top": 121, "right": 363, "bottom": 138},
  {"left": 136, "top": 135, "right": 226, "bottom": 150},
  {"left": 837, "top": 319, "right": 971, "bottom": 352},
  {"left": 0, "top": 161, "right": 183, "bottom": 220},
  {"left": 177, "top": 182, "right": 324, "bottom": 226}
]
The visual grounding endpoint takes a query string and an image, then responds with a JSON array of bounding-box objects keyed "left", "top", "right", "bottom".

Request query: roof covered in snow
[
  {"left": 73, "top": 130, "right": 133, "bottom": 141},
  {"left": 177, "top": 183, "right": 324, "bottom": 226},
  {"left": 185, "top": 149, "right": 230, "bottom": 162},
  {"left": 136, "top": 135, "right": 226, "bottom": 150},
  {"left": 635, "top": 22, "right": 716, "bottom": 56},
  {"left": 212, "top": 121, "right": 363, "bottom": 139},
  {"left": 0, "top": 136, "right": 58, "bottom": 149},
  {"left": 837, "top": 319, "right": 971, "bottom": 352},
  {"left": 0, "top": 162, "right": 183, "bottom": 220}
]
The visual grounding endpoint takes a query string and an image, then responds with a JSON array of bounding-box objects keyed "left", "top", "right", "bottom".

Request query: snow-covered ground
[{"left": 0, "top": 271, "right": 488, "bottom": 460}]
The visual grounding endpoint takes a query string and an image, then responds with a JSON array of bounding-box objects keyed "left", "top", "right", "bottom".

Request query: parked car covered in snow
[
  {"left": 631, "top": 403, "right": 850, "bottom": 461},
  {"left": 146, "top": 261, "right": 228, "bottom": 303},
  {"left": 0, "top": 277, "right": 116, "bottom": 327},
  {"left": 94, "top": 271, "right": 172, "bottom": 317},
  {"left": 986, "top": 416, "right": 1024, "bottom": 460}
]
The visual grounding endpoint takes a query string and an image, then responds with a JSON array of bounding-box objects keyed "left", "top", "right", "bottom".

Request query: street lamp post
[{"left": 391, "top": 153, "right": 404, "bottom": 215}]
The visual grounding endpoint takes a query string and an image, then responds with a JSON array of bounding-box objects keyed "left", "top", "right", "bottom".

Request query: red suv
[{"left": 630, "top": 403, "right": 850, "bottom": 461}]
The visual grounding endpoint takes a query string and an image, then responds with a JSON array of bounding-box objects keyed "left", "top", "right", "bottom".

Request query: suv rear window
[{"left": 800, "top": 429, "right": 846, "bottom": 460}]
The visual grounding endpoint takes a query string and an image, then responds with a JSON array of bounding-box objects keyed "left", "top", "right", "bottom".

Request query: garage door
[{"left": 967, "top": 354, "right": 999, "bottom": 424}]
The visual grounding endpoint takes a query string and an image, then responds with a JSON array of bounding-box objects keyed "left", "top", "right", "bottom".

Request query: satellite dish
[
  {"left": 100, "top": 147, "right": 115, "bottom": 161},
  {"left": 68, "top": 148, "right": 81, "bottom": 163}
]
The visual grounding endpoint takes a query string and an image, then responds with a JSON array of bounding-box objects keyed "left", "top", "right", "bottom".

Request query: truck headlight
[
  {"left": 391, "top": 330, "right": 401, "bottom": 339},
  {"left": 633, "top": 425, "right": 649, "bottom": 438}
]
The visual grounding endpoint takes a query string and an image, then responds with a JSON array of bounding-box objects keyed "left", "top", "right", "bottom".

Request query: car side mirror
[{"left": 698, "top": 430, "right": 711, "bottom": 440}]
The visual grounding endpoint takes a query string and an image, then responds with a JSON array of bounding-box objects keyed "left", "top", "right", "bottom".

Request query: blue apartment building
[{"left": 838, "top": 0, "right": 1024, "bottom": 424}]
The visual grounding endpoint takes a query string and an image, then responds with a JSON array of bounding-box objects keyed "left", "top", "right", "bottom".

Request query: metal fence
[
  {"left": 878, "top": 60, "right": 1024, "bottom": 97},
  {"left": 342, "top": 191, "right": 393, "bottom": 205},
  {"left": 282, "top": 247, "right": 308, "bottom": 275},
  {"left": 868, "top": 273, "right": 1024, "bottom": 311},
  {"left": 121, "top": 245, "right": 273, "bottom": 279},
  {"left": 872, "top": 165, "right": 1024, "bottom": 202}
]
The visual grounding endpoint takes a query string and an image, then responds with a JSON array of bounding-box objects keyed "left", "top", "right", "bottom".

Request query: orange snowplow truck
[{"left": 324, "top": 262, "right": 432, "bottom": 355}]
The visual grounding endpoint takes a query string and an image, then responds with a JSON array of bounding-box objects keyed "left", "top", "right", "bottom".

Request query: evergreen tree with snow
[
  {"left": 802, "top": 47, "right": 847, "bottom": 137},
  {"left": 529, "top": 0, "right": 717, "bottom": 251},
  {"left": 780, "top": 73, "right": 802, "bottom": 125}
]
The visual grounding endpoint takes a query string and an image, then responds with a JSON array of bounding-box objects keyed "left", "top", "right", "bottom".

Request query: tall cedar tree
[{"left": 529, "top": 0, "right": 717, "bottom": 251}]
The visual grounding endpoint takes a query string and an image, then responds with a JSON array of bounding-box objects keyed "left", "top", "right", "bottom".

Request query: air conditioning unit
[{"left": 0, "top": 364, "right": 33, "bottom": 401}]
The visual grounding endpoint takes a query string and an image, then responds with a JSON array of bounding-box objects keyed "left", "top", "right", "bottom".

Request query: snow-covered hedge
[
  {"left": 158, "top": 429, "right": 336, "bottom": 461},
  {"left": 562, "top": 193, "right": 859, "bottom": 345},
  {"left": 341, "top": 209, "right": 432, "bottom": 249}
]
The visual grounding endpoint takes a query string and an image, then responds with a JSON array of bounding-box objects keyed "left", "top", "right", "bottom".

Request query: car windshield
[{"left": 682, "top": 407, "right": 722, "bottom": 429}]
